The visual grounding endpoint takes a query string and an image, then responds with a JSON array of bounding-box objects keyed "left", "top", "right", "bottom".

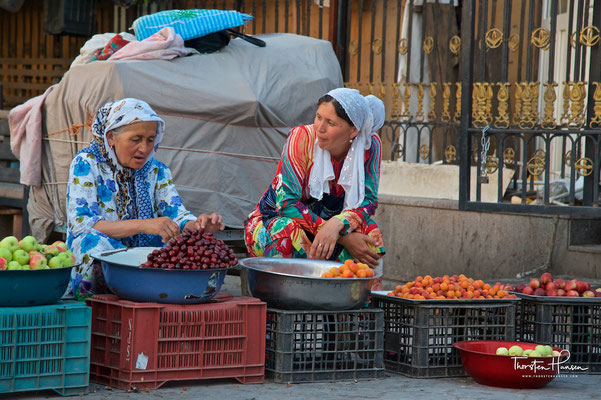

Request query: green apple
[
  {"left": 21, "top": 265, "right": 30, "bottom": 270},
  {"left": 48, "top": 256, "right": 63, "bottom": 269},
  {"left": 523, "top": 349, "right": 534, "bottom": 356},
  {"left": 12, "top": 249, "right": 30, "bottom": 265},
  {"left": 543, "top": 345, "right": 553, "bottom": 356},
  {"left": 52, "top": 241, "right": 68, "bottom": 252},
  {"left": 535, "top": 345, "right": 546, "bottom": 355},
  {"left": 58, "top": 252, "right": 74, "bottom": 267},
  {"left": 0, "top": 236, "right": 19, "bottom": 252},
  {"left": 0, "top": 247, "right": 12, "bottom": 262},
  {"left": 7, "top": 261, "right": 21, "bottom": 270},
  {"left": 529, "top": 350, "right": 542, "bottom": 357},
  {"left": 508, "top": 345, "right": 524, "bottom": 356},
  {"left": 19, "top": 235, "right": 37, "bottom": 252},
  {"left": 42, "top": 245, "right": 59, "bottom": 257},
  {"left": 495, "top": 347, "right": 508, "bottom": 355}
]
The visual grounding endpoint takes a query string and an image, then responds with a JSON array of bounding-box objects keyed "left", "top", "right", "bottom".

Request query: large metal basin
[
  {"left": 238, "top": 257, "right": 382, "bottom": 310},
  {"left": 92, "top": 247, "right": 228, "bottom": 304}
]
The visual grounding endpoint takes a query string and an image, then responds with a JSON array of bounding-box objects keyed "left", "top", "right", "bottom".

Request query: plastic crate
[
  {"left": 516, "top": 295, "right": 601, "bottom": 374},
  {"left": 266, "top": 308, "right": 384, "bottom": 383},
  {"left": 371, "top": 294, "right": 517, "bottom": 378},
  {"left": 86, "top": 294, "right": 266, "bottom": 390},
  {"left": 0, "top": 301, "right": 91, "bottom": 396}
]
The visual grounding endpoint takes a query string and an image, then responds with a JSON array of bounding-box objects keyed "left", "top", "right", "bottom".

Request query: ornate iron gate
[{"left": 459, "top": 0, "right": 601, "bottom": 215}]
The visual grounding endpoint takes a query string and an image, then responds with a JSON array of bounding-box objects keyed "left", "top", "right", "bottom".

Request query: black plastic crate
[
  {"left": 265, "top": 308, "right": 384, "bottom": 383},
  {"left": 371, "top": 294, "right": 517, "bottom": 378},
  {"left": 516, "top": 295, "right": 601, "bottom": 374}
]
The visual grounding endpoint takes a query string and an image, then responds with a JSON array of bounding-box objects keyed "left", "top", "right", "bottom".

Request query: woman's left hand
[
  {"left": 185, "top": 213, "right": 225, "bottom": 234},
  {"left": 308, "top": 218, "right": 344, "bottom": 260}
]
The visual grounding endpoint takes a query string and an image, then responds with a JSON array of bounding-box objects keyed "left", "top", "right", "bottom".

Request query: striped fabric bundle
[{"left": 133, "top": 9, "right": 253, "bottom": 41}]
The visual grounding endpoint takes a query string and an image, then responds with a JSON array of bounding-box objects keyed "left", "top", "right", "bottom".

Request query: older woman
[
  {"left": 244, "top": 88, "right": 385, "bottom": 268},
  {"left": 66, "top": 98, "right": 224, "bottom": 300}
]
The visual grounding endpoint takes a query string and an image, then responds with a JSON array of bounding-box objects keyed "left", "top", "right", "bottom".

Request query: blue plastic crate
[{"left": 0, "top": 301, "right": 91, "bottom": 396}]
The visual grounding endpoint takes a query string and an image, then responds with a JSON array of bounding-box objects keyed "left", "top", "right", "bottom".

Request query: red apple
[
  {"left": 582, "top": 290, "right": 595, "bottom": 298},
  {"left": 545, "top": 282, "right": 557, "bottom": 291},
  {"left": 515, "top": 284, "right": 526, "bottom": 293},
  {"left": 522, "top": 286, "right": 534, "bottom": 295},
  {"left": 564, "top": 280, "right": 578, "bottom": 291},
  {"left": 566, "top": 290, "right": 579, "bottom": 297},
  {"left": 595, "top": 292, "right": 601, "bottom": 298},
  {"left": 546, "top": 289, "right": 558, "bottom": 296},
  {"left": 503, "top": 284, "right": 514, "bottom": 292},
  {"left": 529, "top": 278, "right": 541, "bottom": 289},
  {"left": 557, "top": 289, "right": 566, "bottom": 296},
  {"left": 555, "top": 279, "right": 566, "bottom": 289},
  {"left": 583, "top": 281, "right": 591, "bottom": 291},
  {"left": 576, "top": 281, "right": 587, "bottom": 294},
  {"left": 541, "top": 272, "right": 553, "bottom": 284},
  {"left": 0, "top": 257, "right": 7, "bottom": 270},
  {"left": 533, "top": 288, "right": 546, "bottom": 296}
]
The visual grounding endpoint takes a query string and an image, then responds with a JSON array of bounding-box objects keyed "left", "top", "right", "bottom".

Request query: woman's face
[
  {"left": 106, "top": 121, "right": 158, "bottom": 170},
  {"left": 314, "top": 102, "right": 357, "bottom": 158}
]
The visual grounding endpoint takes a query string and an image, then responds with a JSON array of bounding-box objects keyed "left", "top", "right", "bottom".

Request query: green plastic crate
[{"left": 0, "top": 301, "right": 91, "bottom": 396}]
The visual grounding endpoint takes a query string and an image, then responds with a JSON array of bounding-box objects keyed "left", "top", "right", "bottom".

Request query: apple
[
  {"left": 523, "top": 349, "right": 534, "bottom": 356},
  {"left": 555, "top": 279, "right": 566, "bottom": 289},
  {"left": 595, "top": 288, "right": 601, "bottom": 293},
  {"left": 546, "top": 289, "right": 558, "bottom": 296},
  {"left": 595, "top": 292, "right": 601, "bottom": 298},
  {"left": 503, "top": 284, "right": 514, "bottom": 292},
  {"left": 0, "top": 236, "right": 19, "bottom": 252},
  {"left": 42, "top": 245, "right": 59, "bottom": 258},
  {"left": 544, "top": 345, "right": 553, "bottom": 356},
  {"left": 529, "top": 278, "right": 541, "bottom": 289},
  {"left": 0, "top": 257, "right": 7, "bottom": 270},
  {"left": 19, "top": 235, "right": 37, "bottom": 252},
  {"left": 58, "top": 252, "right": 74, "bottom": 267},
  {"left": 552, "top": 350, "right": 561, "bottom": 357},
  {"left": 533, "top": 288, "right": 546, "bottom": 296},
  {"left": 557, "top": 289, "right": 566, "bottom": 296},
  {"left": 12, "top": 249, "right": 29, "bottom": 266},
  {"left": 508, "top": 345, "right": 524, "bottom": 356},
  {"left": 582, "top": 290, "right": 595, "bottom": 298},
  {"left": 566, "top": 290, "right": 579, "bottom": 297},
  {"left": 0, "top": 247, "right": 12, "bottom": 263},
  {"left": 29, "top": 254, "right": 47, "bottom": 270},
  {"left": 7, "top": 261, "right": 21, "bottom": 270},
  {"left": 541, "top": 272, "right": 553, "bottom": 284},
  {"left": 564, "top": 280, "right": 578, "bottom": 291},
  {"left": 48, "top": 256, "right": 63, "bottom": 269},
  {"left": 576, "top": 281, "right": 587, "bottom": 294},
  {"left": 21, "top": 265, "right": 30, "bottom": 270},
  {"left": 583, "top": 281, "right": 591, "bottom": 291},
  {"left": 515, "top": 284, "right": 526, "bottom": 293},
  {"left": 545, "top": 281, "right": 557, "bottom": 291},
  {"left": 52, "top": 241, "right": 68, "bottom": 252},
  {"left": 535, "top": 345, "right": 547, "bottom": 355},
  {"left": 496, "top": 347, "right": 509, "bottom": 355},
  {"left": 529, "top": 350, "right": 542, "bottom": 357},
  {"left": 522, "top": 286, "right": 534, "bottom": 295}
]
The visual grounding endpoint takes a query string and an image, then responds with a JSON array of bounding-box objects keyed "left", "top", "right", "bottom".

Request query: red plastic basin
[{"left": 453, "top": 340, "right": 566, "bottom": 389}]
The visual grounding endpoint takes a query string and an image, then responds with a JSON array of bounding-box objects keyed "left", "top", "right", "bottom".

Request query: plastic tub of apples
[
  {"left": 453, "top": 340, "right": 568, "bottom": 389},
  {"left": 512, "top": 272, "right": 601, "bottom": 302},
  {"left": 0, "top": 235, "right": 76, "bottom": 306},
  {"left": 92, "top": 229, "right": 238, "bottom": 304}
]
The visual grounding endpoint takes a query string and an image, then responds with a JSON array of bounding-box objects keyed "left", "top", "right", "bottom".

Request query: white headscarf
[{"left": 308, "top": 88, "right": 384, "bottom": 210}]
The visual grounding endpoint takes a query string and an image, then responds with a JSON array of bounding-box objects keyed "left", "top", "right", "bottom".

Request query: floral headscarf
[{"left": 81, "top": 98, "right": 165, "bottom": 246}]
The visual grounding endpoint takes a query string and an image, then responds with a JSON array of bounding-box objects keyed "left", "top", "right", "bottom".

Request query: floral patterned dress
[
  {"left": 66, "top": 153, "right": 196, "bottom": 300},
  {"left": 244, "top": 124, "right": 385, "bottom": 262}
]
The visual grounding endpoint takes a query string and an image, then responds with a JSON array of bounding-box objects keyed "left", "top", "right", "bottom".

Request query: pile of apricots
[{"left": 320, "top": 259, "right": 375, "bottom": 279}]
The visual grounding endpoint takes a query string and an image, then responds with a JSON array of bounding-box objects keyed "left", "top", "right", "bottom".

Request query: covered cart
[{"left": 30, "top": 33, "right": 343, "bottom": 240}]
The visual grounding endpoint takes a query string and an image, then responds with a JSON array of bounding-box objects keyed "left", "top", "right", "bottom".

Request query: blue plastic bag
[{"left": 133, "top": 9, "right": 254, "bottom": 41}]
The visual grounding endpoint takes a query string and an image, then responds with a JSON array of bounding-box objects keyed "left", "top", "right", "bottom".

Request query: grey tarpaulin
[{"left": 33, "top": 33, "right": 343, "bottom": 240}]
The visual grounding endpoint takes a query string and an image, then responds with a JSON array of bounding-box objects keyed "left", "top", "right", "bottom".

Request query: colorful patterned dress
[
  {"left": 244, "top": 124, "right": 384, "bottom": 262},
  {"left": 66, "top": 153, "right": 196, "bottom": 300}
]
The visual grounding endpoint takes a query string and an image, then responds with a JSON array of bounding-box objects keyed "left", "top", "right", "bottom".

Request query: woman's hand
[
  {"left": 141, "top": 217, "right": 181, "bottom": 243},
  {"left": 184, "top": 213, "right": 225, "bottom": 234},
  {"left": 338, "top": 232, "right": 380, "bottom": 268},
  {"left": 308, "top": 218, "right": 344, "bottom": 260}
]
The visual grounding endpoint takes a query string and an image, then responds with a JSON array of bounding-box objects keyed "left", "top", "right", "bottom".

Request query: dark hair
[{"left": 317, "top": 94, "right": 354, "bottom": 127}]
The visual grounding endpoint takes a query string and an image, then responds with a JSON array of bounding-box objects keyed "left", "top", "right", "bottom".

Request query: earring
[{"left": 349, "top": 138, "right": 353, "bottom": 143}]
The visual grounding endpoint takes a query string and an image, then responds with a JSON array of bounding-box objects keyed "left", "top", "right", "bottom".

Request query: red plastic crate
[{"left": 86, "top": 294, "right": 266, "bottom": 390}]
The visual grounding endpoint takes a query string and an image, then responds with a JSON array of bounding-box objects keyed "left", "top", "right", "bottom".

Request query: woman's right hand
[
  {"left": 338, "top": 232, "right": 380, "bottom": 268},
  {"left": 142, "top": 217, "right": 180, "bottom": 242}
]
